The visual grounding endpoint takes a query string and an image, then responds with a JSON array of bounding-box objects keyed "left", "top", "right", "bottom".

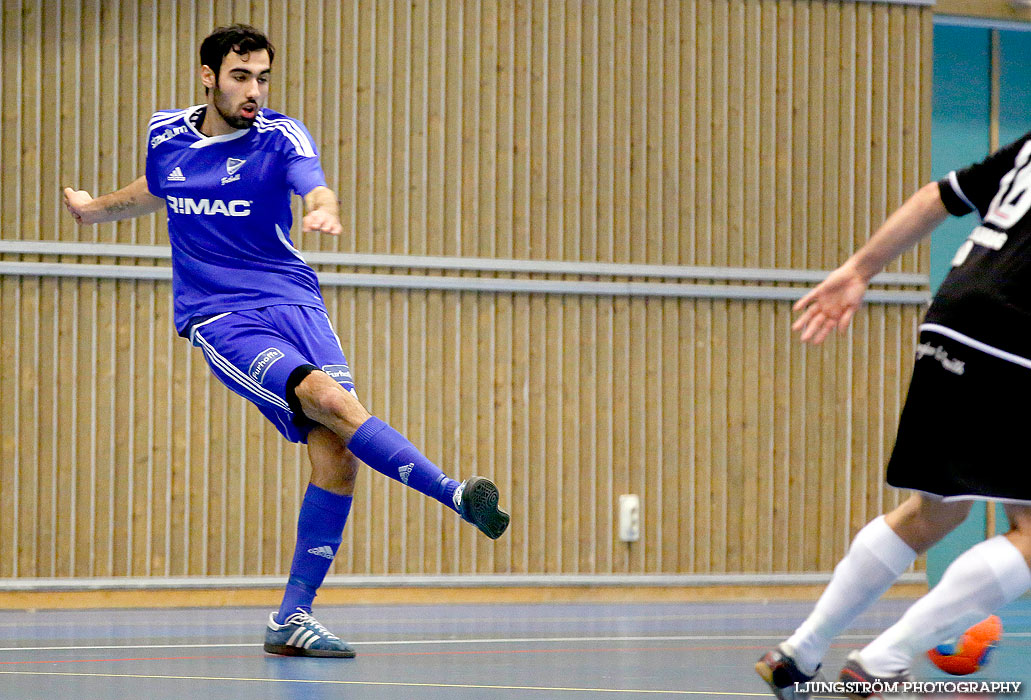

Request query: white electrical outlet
[{"left": 618, "top": 494, "right": 640, "bottom": 542}]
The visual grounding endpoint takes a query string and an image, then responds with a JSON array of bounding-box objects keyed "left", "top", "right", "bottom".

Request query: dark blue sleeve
[{"left": 283, "top": 119, "right": 328, "bottom": 197}]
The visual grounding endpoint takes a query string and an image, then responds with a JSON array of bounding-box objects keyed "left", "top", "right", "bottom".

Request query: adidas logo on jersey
[
  {"left": 167, "top": 167, "right": 186, "bottom": 182},
  {"left": 165, "top": 196, "right": 251, "bottom": 216},
  {"left": 399, "top": 463, "right": 415, "bottom": 485},
  {"left": 307, "top": 546, "right": 335, "bottom": 560}
]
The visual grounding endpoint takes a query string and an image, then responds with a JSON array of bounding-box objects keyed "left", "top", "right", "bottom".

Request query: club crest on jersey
[{"left": 221, "top": 158, "right": 246, "bottom": 185}]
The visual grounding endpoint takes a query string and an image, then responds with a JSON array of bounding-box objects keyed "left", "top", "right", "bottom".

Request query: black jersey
[{"left": 930, "top": 131, "right": 1031, "bottom": 359}]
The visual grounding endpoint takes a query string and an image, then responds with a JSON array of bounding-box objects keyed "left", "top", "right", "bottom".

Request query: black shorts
[{"left": 886, "top": 325, "right": 1031, "bottom": 502}]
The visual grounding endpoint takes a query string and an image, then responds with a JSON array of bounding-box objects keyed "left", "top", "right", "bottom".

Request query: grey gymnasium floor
[{"left": 0, "top": 599, "right": 1027, "bottom": 699}]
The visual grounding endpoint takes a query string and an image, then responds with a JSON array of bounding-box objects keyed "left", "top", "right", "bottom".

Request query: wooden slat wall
[{"left": 0, "top": 0, "right": 932, "bottom": 578}]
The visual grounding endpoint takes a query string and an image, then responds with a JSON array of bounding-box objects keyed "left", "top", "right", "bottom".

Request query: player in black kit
[{"left": 756, "top": 136, "right": 1031, "bottom": 698}]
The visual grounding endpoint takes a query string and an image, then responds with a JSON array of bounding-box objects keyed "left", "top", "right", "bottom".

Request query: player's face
[{"left": 212, "top": 49, "right": 271, "bottom": 129}]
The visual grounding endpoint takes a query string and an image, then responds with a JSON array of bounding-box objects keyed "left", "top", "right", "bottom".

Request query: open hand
[{"left": 792, "top": 262, "right": 870, "bottom": 345}]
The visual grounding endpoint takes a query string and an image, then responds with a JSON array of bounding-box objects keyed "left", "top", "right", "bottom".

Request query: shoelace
[
  {"left": 284, "top": 609, "right": 340, "bottom": 641},
  {"left": 452, "top": 480, "right": 466, "bottom": 511}
]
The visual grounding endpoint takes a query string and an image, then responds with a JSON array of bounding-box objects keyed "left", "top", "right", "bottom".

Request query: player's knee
[
  {"left": 301, "top": 376, "right": 345, "bottom": 414},
  {"left": 290, "top": 366, "right": 365, "bottom": 428},
  {"left": 1004, "top": 505, "right": 1031, "bottom": 538},
  {"left": 934, "top": 500, "right": 974, "bottom": 530},
  {"left": 316, "top": 383, "right": 367, "bottom": 431},
  {"left": 888, "top": 493, "right": 972, "bottom": 550},
  {"left": 907, "top": 493, "right": 971, "bottom": 526}
]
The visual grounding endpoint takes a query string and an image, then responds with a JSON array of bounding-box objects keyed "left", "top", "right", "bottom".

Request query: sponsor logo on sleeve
[
  {"left": 151, "top": 125, "right": 188, "bottom": 147},
  {"left": 321, "top": 364, "right": 353, "bottom": 385}
]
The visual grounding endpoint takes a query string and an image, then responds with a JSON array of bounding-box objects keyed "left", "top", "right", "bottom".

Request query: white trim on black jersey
[
  {"left": 947, "top": 170, "right": 979, "bottom": 218},
  {"left": 921, "top": 323, "right": 1031, "bottom": 370}
]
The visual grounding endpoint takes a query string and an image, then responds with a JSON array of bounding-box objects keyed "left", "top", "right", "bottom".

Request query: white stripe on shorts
[
  {"left": 910, "top": 488, "right": 1031, "bottom": 507},
  {"left": 195, "top": 332, "right": 291, "bottom": 411},
  {"left": 187, "top": 312, "right": 231, "bottom": 345},
  {"left": 193, "top": 330, "right": 292, "bottom": 411},
  {"left": 920, "top": 323, "right": 1031, "bottom": 370}
]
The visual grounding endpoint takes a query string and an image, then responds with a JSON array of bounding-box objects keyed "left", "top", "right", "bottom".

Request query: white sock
[
  {"left": 861, "top": 535, "right": 1031, "bottom": 675},
  {"left": 785, "top": 516, "right": 917, "bottom": 675}
]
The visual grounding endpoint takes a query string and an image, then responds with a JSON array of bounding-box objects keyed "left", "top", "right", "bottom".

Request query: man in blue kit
[{"left": 63, "top": 24, "right": 509, "bottom": 658}]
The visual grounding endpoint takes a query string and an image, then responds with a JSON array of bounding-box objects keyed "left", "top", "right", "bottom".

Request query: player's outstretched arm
[
  {"left": 301, "top": 186, "right": 343, "bottom": 236},
  {"left": 63, "top": 176, "right": 164, "bottom": 225},
  {"left": 793, "top": 181, "right": 949, "bottom": 345}
]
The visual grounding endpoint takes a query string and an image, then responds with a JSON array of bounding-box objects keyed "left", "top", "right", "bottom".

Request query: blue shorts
[{"left": 188, "top": 304, "right": 357, "bottom": 443}]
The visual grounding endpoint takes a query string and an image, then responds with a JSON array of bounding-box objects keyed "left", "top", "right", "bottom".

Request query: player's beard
[{"left": 213, "top": 85, "right": 257, "bottom": 129}]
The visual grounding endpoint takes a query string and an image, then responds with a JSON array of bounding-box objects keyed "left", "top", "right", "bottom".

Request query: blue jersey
[{"left": 145, "top": 105, "right": 329, "bottom": 335}]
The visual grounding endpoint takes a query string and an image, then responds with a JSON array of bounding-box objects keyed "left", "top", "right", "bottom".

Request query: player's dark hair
[{"left": 200, "top": 24, "right": 275, "bottom": 94}]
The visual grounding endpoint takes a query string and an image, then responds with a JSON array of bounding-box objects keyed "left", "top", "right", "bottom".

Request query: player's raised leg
[
  {"left": 756, "top": 493, "right": 970, "bottom": 699},
  {"left": 264, "top": 426, "right": 357, "bottom": 658},
  {"left": 293, "top": 368, "right": 510, "bottom": 539},
  {"left": 846, "top": 503, "right": 1031, "bottom": 685}
]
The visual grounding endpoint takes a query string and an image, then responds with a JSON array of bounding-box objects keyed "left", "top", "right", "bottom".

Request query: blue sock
[
  {"left": 275, "top": 484, "right": 352, "bottom": 624},
  {"left": 346, "top": 417, "right": 459, "bottom": 512}
]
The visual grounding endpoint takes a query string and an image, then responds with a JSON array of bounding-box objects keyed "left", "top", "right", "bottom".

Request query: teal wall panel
[
  {"left": 929, "top": 24, "right": 990, "bottom": 293},
  {"left": 999, "top": 31, "right": 1031, "bottom": 144},
  {"left": 927, "top": 23, "right": 1031, "bottom": 586}
]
